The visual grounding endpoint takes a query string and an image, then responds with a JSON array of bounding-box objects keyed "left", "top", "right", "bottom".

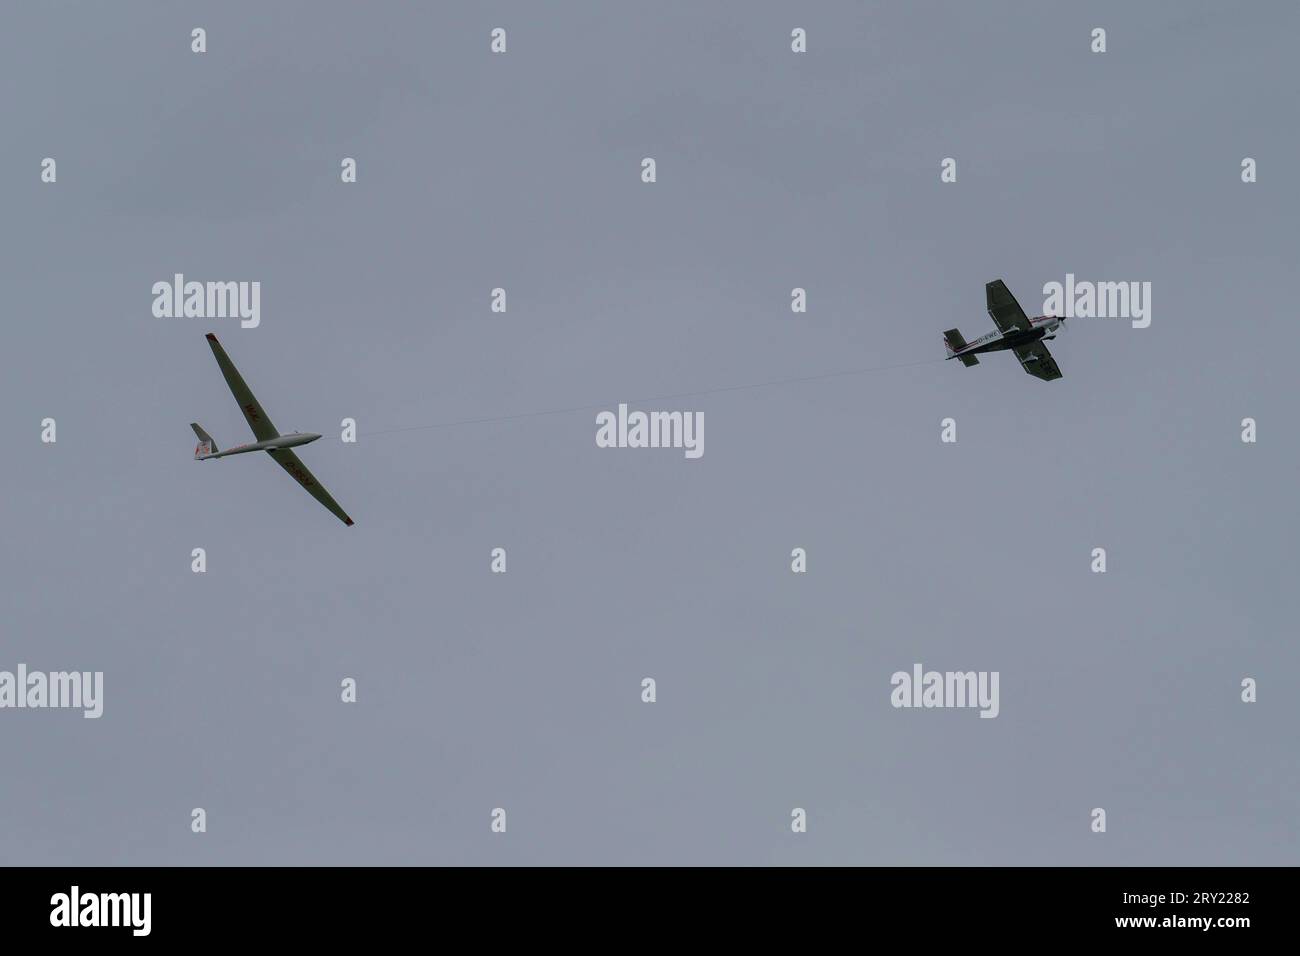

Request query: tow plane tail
[{"left": 943, "top": 329, "right": 979, "bottom": 367}]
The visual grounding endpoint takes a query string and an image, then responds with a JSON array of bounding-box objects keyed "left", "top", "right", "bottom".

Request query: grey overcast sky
[{"left": 2, "top": 1, "right": 1297, "bottom": 865}]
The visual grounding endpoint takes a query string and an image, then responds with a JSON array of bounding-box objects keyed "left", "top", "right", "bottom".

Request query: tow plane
[
  {"left": 191, "top": 333, "right": 354, "bottom": 526},
  {"left": 944, "top": 280, "right": 1066, "bottom": 381}
]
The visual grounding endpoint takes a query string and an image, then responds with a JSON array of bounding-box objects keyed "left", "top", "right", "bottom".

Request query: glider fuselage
[{"left": 199, "top": 432, "right": 321, "bottom": 460}]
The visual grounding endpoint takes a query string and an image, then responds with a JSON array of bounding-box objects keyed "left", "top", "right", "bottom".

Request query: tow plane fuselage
[{"left": 945, "top": 314, "right": 1062, "bottom": 360}]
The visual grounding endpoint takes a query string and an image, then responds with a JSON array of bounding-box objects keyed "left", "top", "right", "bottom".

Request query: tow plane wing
[
  {"left": 1013, "top": 340, "right": 1063, "bottom": 381},
  {"left": 986, "top": 279, "right": 1032, "bottom": 334}
]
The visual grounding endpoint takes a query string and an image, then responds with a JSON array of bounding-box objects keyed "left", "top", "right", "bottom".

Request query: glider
[
  {"left": 191, "top": 333, "right": 354, "bottom": 526},
  {"left": 943, "top": 280, "right": 1066, "bottom": 381}
]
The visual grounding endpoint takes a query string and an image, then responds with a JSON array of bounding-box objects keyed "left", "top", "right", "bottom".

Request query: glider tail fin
[{"left": 190, "top": 423, "right": 218, "bottom": 459}]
